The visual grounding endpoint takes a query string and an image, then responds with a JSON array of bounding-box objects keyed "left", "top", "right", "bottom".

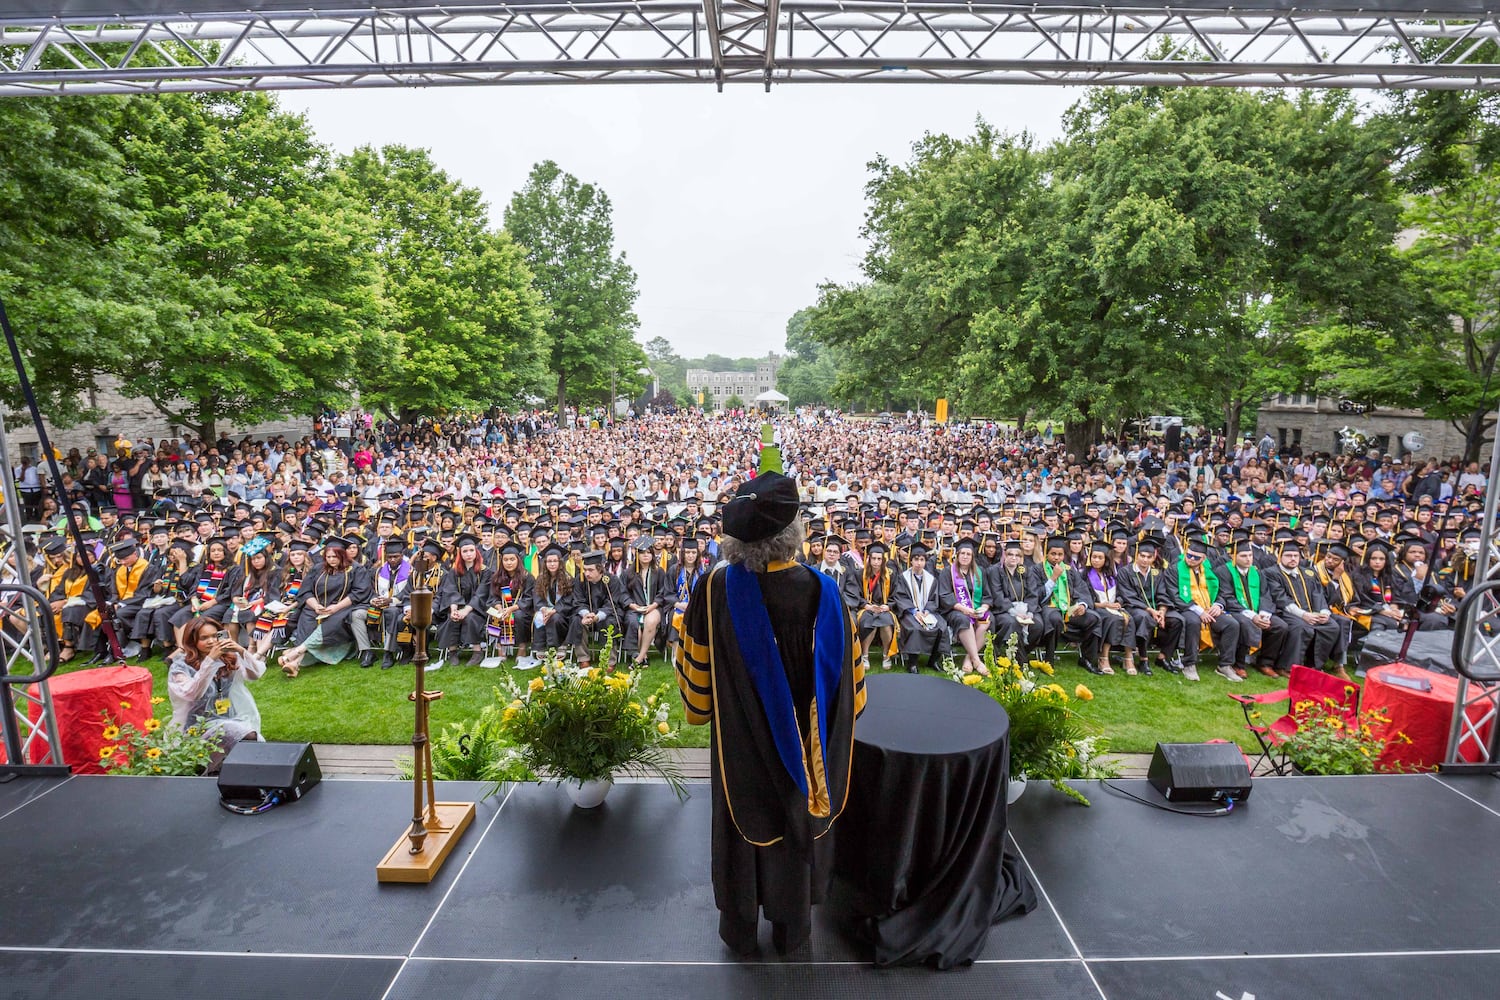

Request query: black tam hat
[{"left": 723, "top": 472, "right": 799, "bottom": 543}]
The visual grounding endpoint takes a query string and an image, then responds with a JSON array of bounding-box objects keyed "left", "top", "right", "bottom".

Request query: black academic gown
[
  {"left": 436, "top": 564, "right": 489, "bottom": 647},
  {"left": 1265, "top": 563, "right": 1342, "bottom": 671},
  {"left": 675, "top": 560, "right": 863, "bottom": 955},
  {"left": 289, "top": 564, "right": 372, "bottom": 646},
  {"left": 890, "top": 567, "right": 946, "bottom": 658}
]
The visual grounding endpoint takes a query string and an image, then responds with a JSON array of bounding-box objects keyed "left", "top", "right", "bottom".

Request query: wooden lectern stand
[{"left": 377, "top": 549, "right": 475, "bottom": 883}]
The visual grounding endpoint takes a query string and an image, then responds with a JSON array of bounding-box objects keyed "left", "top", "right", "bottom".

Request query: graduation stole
[
  {"left": 950, "top": 563, "right": 987, "bottom": 622},
  {"left": 1230, "top": 566, "right": 1261, "bottom": 613},
  {"left": 1176, "top": 559, "right": 1219, "bottom": 606},
  {"left": 1048, "top": 562, "right": 1071, "bottom": 611},
  {"left": 115, "top": 560, "right": 148, "bottom": 600},
  {"left": 724, "top": 563, "right": 845, "bottom": 818},
  {"left": 196, "top": 565, "right": 226, "bottom": 603}
]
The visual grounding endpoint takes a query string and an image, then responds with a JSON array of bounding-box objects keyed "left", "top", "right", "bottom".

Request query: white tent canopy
[{"left": 755, "top": 389, "right": 789, "bottom": 403}]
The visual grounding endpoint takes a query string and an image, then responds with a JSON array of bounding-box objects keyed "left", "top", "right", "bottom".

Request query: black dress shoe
[
  {"left": 1080, "top": 661, "right": 1104, "bottom": 675},
  {"left": 359, "top": 650, "right": 376, "bottom": 668},
  {"left": 380, "top": 653, "right": 395, "bottom": 669},
  {"left": 1139, "top": 658, "right": 1154, "bottom": 676}
]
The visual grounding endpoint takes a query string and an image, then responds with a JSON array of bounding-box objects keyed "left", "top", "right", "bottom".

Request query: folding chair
[{"left": 1228, "top": 665, "right": 1361, "bottom": 775}]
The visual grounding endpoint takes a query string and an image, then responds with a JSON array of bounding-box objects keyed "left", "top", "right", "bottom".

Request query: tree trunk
[
  {"left": 198, "top": 399, "right": 216, "bottom": 445},
  {"left": 556, "top": 372, "right": 568, "bottom": 425},
  {"left": 1224, "top": 399, "right": 1245, "bottom": 449},
  {"left": 1462, "top": 406, "right": 1495, "bottom": 465},
  {"left": 1063, "top": 407, "right": 1101, "bottom": 458}
]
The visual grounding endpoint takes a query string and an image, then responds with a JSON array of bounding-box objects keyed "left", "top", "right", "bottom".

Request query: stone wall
[
  {"left": 2, "top": 375, "right": 307, "bottom": 461},
  {"left": 1255, "top": 395, "right": 1487, "bottom": 462}
]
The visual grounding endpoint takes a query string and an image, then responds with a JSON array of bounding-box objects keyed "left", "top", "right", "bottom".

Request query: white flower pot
[
  {"left": 565, "top": 777, "right": 613, "bottom": 809},
  {"left": 1006, "top": 773, "right": 1027, "bottom": 805}
]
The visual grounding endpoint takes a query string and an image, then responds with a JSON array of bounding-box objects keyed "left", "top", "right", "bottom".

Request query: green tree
[
  {"left": 115, "top": 92, "right": 391, "bottom": 441},
  {"left": 643, "top": 335, "right": 688, "bottom": 399},
  {"left": 0, "top": 97, "right": 162, "bottom": 424},
  {"left": 777, "top": 307, "right": 840, "bottom": 407},
  {"left": 724, "top": 394, "right": 746, "bottom": 411},
  {"left": 340, "top": 145, "right": 546, "bottom": 422},
  {"left": 503, "top": 161, "right": 640, "bottom": 419},
  {"left": 1310, "top": 155, "right": 1500, "bottom": 463}
]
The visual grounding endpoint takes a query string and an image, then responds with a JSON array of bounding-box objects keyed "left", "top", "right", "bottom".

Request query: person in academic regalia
[
  {"left": 890, "top": 543, "right": 947, "bottom": 672},
  {"left": 1167, "top": 538, "right": 1242, "bottom": 684},
  {"left": 1217, "top": 539, "right": 1289, "bottom": 678},
  {"left": 135, "top": 540, "right": 195, "bottom": 659},
  {"left": 350, "top": 536, "right": 412, "bottom": 669},
  {"left": 622, "top": 537, "right": 672, "bottom": 665},
  {"left": 1025, "top": 535, "right": 1103, "bottom": 671},
  {"left": 937, "top": 537, "right": 992, "bottom": 676},
  {"left": 529, "top": 544, "right": 576, "bottom": 657},
  {"left": 482, "top": 542, "right": 533, "bottom": 664},
  {"left": 107, "top": 538, "right": 163, "bottom": 659},
  {"left": 850, "top": 541, "right": 898, "bottom": 670},
  {"left": 567, "top": 551, "right": 626, "bottom": 666},
  {"left": 984, "top": 539, "right": 1036, "bottom": 660},
  {"left": 675, "top": 471, "right": 864, "bottom": 958},
  {"left": 277, "top": 536, "right": 371, "bottom": 677},
  {"left": 1115, "top": 538, "right": 1185, "bottom": 675},
  {"left": 1265, "top": 543, "right": 1343, "bottom": 676},
  {"left": 437, "top": 533, "right": 490, "bottom": 665}
]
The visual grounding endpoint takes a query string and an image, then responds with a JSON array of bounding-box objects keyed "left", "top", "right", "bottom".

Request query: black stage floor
[{"left": 2, "top": 770, "right": 1499, "bottom": 998}]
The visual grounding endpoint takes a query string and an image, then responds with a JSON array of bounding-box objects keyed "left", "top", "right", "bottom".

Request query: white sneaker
[
  {"left": 514, "top": 655, "right": 539, "bottom": 670},
  {"left": 1215, "top": 664, "right": 1243, "bottom": 683},
  {"left": 1182, "top": 664, "right": 1200, "bottom": 682}
]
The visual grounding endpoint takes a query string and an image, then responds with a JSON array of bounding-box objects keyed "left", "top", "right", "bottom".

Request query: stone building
[
  {"left": 685, "top": 353, "right": 783, "bottom": 408},
  {"left": 1254, "top": 393, "right": 1489, "bottom": 461},
  {"left": 2, "top": 375, "right": 305, "bottom": 462}
]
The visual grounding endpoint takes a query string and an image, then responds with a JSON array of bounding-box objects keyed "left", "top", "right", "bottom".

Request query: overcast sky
[{"left": 280, "top": 85, "right": 1082, "bottom": 360}]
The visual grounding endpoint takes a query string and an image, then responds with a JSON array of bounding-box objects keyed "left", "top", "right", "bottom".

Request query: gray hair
[{"left": 719, "top": 516, "right": 806, "bottom": 574}]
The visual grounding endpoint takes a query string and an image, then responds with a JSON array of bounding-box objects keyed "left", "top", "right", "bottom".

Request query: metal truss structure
[{"left": 2, "top": 1, "right": 1500, "bottom": 96}]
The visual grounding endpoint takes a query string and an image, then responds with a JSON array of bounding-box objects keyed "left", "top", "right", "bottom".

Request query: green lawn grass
[{"left": 61, "top": 647, "right": 1301, "bottom": 753}]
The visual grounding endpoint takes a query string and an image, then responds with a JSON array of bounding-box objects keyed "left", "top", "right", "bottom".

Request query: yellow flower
[
  {"left": 1074, "top": 684, "right": 1094, "bottom": 701},
  {"left": 509, "top": 700, "right": 523, "bottom": 710},
  {"left": 144, "top": 747, "right": 162, "bottom": 760},
  {"left": 101, "top": 725, "right": 120, "bottom": 741},
  {"left": 1066, "top": 744, "right": 1077, "bottom": 757},
  {"left": 152, "top": 766, "right": 163, "bottom": 774},
  {"left": 150, "top": 696, "right": 165, "bottom": 706},
  {"left": 962, "top": 674, "right": 983, "bottom": 686},
  {"left": 99, "top": 745, "right": 116, "bottom": 759},
  {"left": 187, "top": 727, "right": 200, "bottom": 736},
  {"left": 628, "top": 701, "right": 644, "bottom": 715},
  {"left": 528, "top": 677, "right": 545, "bottom": 693},
  {"left": 1249, "top": 711, "right": 1262, "bottom": 720},
  {"left": 657, "top": 722, "right": 670, "bottom": 735},
  {"left": 647, "top": 695, "right": 657, "bottom": 707},
  {"left": 119, "top": 700, "right": 132, "bottom": 710},
  {"left": 503, "top": 707, "right": 519, "bottom": 724},
  {"left": 213, "top": 699, "right": 231, "bottom": 716},
  {"left": 588, "top": 667, "right": 601, "bottom": 680},
  {"left": 1033, "top": 660, "right": 1055, "bottom": 676},
  {"left": 144, "top": 718, "right": 162, "bottom": 733}
]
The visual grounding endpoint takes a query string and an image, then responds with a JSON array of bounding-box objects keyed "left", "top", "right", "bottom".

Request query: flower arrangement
[
  {"left": 99, "top": 701, "right": 224, "bottom": 776},
  {"left": 1276, "top": 693, "right": 1413, "bottom": 775},
  {"left": 963, "top": 634, "right": 1118, "bottom": 805},
  {"left": 396, "top": 703, "right": 535, "bottom": 798},
  {"left": 497, "top": 636, "right": 687, "bottom": 799}
]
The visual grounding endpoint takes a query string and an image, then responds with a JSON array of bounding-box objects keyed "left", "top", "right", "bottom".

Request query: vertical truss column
[
  {"left": 0, "top": 409, "right": 64, "bottom": 776},
  {"left": 1445, "top": 426, "right": 1500, "bottom": 771},
  {"left": 702, "top": 0, "right": 780, "bottom": 90}
]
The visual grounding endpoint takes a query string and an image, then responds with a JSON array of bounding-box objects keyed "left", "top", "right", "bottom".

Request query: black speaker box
[
  {"left": 1164, "top": 423, "right": 1183, "bottom": 453},
  {"left": 1147, "top": 742, "right": 1252, "bottom": 803},
  {"left": 218, "top": 741, "right": 321, "bottom": 806}
]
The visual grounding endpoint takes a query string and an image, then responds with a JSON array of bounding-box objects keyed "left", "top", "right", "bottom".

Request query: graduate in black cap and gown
[
  {"left": 891, "top": 543, "right": 947, "bottom": 671},
  {"left": 568, "top": 550, "right": 626, "bottom": 666},
  {"left": 278, "top": 535, "right": 371, "bottom": 677},
  {"left": 676, "top": 471, "right": 864, "bottom": 957},
  {"left": 437, "top": 532, "right": 490, "bottom": 664}
]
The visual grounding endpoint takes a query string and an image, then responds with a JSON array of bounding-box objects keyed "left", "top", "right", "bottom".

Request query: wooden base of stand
[{"left": 375, "top": 801, "right": 477, "bottom": 883}]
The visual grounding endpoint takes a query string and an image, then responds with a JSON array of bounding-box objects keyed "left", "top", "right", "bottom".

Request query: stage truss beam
[{"left": 2, "top": 3, "right": 1500, "bottom": 95}]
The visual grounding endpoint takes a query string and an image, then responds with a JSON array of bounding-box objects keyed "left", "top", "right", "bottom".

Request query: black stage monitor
[
  {"left": 1147, "top": 742, "right": 1252, "bottom": 804},
  {"left": 218, "top": 741, "right": 321, "bottom": 813}
]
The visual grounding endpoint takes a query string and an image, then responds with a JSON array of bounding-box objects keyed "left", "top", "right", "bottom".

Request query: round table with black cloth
[{"left": 835, "top": 673, "right": 1037, "bottom": 968}]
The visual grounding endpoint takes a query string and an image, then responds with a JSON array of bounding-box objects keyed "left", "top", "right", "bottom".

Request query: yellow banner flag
[{"left": 935, "top": 398, "right": 949, "bottom": 423}]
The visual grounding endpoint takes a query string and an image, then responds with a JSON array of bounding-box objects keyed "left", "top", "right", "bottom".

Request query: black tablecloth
[{"left": 836, "top": 673, "right": 1036, "bottom": 968}]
